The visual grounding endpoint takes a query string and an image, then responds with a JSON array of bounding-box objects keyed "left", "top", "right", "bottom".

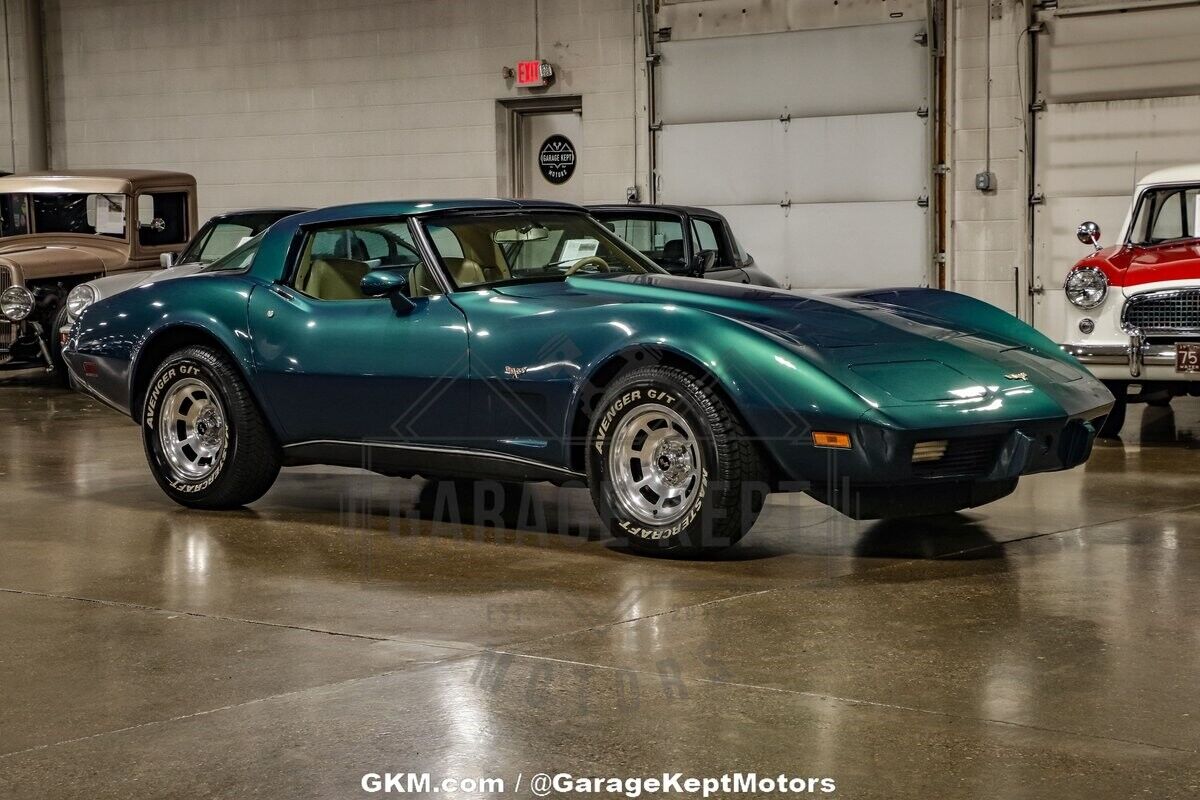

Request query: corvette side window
[{"left": 290, "top": 221, "right": 422, "bottom": 302}]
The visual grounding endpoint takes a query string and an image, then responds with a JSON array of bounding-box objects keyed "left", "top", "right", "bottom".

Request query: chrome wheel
[
  {"left": 608, "top": 403, "right": 702, "bottom": 526},
  {"left": 157, "top": 378, "right": 226, "bottom": 482}
]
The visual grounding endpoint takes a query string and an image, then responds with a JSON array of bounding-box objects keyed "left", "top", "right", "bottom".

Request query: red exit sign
[{"left": 516, "top": 59, "right": 552, "bottom": 88}]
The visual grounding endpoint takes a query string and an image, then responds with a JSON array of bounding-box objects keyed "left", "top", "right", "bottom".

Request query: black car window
[
  {"left": 599, "top": 214, "right": 687, "bottom": 272},
  {"left": 137, "top": 192, "right": 189, "bottom": 247},
  {"left": 0, "top": 194, "right": 29, "bottom": 236},
  {"left": 30, "top": 193, "right": 126, "bottom": 238},
  {"left": 691, "top": 217, "right": 733, "bottom": 267}
]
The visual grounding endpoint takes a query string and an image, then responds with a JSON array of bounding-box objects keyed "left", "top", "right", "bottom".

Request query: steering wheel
[{"left": 564, "top": 256, "right": 611, "bottom": 276}]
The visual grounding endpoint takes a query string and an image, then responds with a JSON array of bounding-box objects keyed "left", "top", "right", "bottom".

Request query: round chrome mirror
[{"left": 1076, "top": 221, "right": 1101, "bottom": 250}]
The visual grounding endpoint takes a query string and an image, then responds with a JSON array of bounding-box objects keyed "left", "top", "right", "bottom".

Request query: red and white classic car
[{"left": 1060, "top": 165, "right": 1200, "bottom": 436}]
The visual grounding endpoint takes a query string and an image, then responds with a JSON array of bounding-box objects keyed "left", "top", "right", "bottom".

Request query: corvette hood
[{"left": 500, "top": 275, "right": 1093, "bottom": 412}]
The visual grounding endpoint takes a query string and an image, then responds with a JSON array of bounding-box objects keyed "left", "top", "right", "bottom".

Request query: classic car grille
[
  {"left": 911, "top": 435, "right": 1005, "bottom": 478},
  {"left": 0, "top": 266, "right": 12, "bottom": 350},
  {"left": 1123, "top": 288, "right": 1200, "bottom": 335}
]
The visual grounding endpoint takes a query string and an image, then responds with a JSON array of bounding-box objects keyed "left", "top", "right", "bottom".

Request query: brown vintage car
[{"left": 0, "top": 169, "right": 197, "bottom": 379}]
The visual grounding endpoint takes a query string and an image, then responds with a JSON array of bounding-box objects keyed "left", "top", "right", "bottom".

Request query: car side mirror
[
  {"left": 361, "top": 267, "right": 416, "bottom": 315},
  {"left": 693, "top": 249, "right": 716, "bottom": 277},
  {"left": 1077, "top": 221, "right": 1101, "bottom": 251},
  {"left": 160, "top": 252, "right": 175, "bottom": 268}
]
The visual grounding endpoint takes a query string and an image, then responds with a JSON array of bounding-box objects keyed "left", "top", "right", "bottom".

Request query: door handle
[{"left": 270, "top": 285, "right": 295, "bottom": 301}]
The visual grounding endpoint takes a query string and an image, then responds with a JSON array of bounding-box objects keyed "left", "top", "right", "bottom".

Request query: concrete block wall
[
  {"left": 40, "top": 0, "right": 642, "bottom": 219},
  {"left": 0, "top": 0, "right": 47, "bottom": 173},
  {"left": 949, "top": 0, "right": 1031, "bottom": 315}
]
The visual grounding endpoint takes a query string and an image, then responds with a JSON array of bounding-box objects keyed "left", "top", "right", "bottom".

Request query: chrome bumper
[{"left": 1062, "top": 334, "right": 1178, "bottom": 378}]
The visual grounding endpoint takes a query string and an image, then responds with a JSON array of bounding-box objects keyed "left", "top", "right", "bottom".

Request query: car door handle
[{"left": 270, "top": 286, "right": 295, "bottom": 301}]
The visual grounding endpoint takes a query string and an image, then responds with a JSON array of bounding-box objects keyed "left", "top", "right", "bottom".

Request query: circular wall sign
[{"left": 537, "top": 134, "right": 576, "bottom": 184}]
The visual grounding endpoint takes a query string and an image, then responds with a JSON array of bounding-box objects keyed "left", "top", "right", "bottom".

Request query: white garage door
[
  {"left": 655, "top": 20, "right": 932, "bottom": 292},
  {"left": 1031, "top": 3, "right": 1200, "bottom": 340}
]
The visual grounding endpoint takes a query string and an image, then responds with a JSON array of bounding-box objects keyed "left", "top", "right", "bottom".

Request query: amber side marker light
[{"left": 812, "top": 431, "right": 852, "bottom": 449}]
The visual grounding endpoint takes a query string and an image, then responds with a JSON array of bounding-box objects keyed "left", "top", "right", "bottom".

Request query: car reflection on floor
[{"left": 2, "top": 373, "right": 1200, "bottom": 797}]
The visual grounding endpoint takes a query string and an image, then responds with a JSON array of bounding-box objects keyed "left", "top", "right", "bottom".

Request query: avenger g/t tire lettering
[
  {"left": 587, "top": 366, "right": 766, "bottom": 555},
  {"left": 142, "top": 345, "right": 281, "bottom": 509}
]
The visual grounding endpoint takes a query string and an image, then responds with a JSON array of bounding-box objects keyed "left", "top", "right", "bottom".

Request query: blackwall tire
[
  {"left": 141, "top": 345, "right": 281, "bottom": 509},
  {"left": 586, "top": 366, "right": 767, "bottom": 556},
  {"left": 1097, "top": 398, "right": 1127, "bottom": 439}
]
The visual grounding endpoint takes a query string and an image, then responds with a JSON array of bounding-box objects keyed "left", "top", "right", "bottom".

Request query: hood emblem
[
  {"left": 1005, "top": 372, "right": 1028, "bottom": 381},
  {"left": 504, "top": 365, "right": 528, "bottom": 378}
]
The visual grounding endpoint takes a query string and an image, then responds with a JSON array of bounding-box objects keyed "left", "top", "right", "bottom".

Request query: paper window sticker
[
  {"left": 560, "top": 238, "right": 600, "bottom": 261},
  {"left": 95, "top": 197, "right": 126, "bottom": 235}
]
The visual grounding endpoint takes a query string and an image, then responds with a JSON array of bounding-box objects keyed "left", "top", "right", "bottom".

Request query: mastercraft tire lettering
[{"left": 586, "top": 366, "right": 765, "bottom": 555}]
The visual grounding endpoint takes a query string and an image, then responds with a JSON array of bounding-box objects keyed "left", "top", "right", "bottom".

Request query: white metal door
[
  {"left": 1030, "top": 4, "right": 1200, "bottom": 340},
  {"left": 518, "top": 111, "right": 584, "bottom": 203},
  {"left": 654, "top": 20, "right": 931, "bottom": 292}
]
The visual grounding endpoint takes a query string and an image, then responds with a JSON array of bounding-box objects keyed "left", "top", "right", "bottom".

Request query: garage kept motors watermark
[
  {"left": 538, "top": 134, "right": 576, "bottom": 184},
  {"left": 361, "top": 771, "right": 837, "bottom": 796}
]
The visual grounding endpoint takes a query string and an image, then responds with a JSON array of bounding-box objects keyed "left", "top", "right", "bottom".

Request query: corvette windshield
[{"left": 421, "top": 212, "right": 656, "bottom": 289}]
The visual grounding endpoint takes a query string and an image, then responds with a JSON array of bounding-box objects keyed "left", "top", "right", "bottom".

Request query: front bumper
[
  {"left": 1062, "top": 334, "right": 1197, "bottom": 380},
  {"left": 771, "top": 402, "right": 1107, "bottom": 490},
  {"left": 0, "top": 321, "right": 56, "bottom": 372},
  {"left": 796, "top": 413, "right": 1103, "bottom": 519}
]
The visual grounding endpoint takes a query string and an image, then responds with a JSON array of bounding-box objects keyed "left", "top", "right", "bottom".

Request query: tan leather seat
[
  {"left": 450, "top": 258, "right": 486, "bottom": 287},
  {"left": 409, "top": 262, "right": 438, "bottom": 298},
  {"left": 300, "top": 257, "right": 370, "bottom": 301},
  {"left": 409, "top": 258, "right": 487, "bottom": 297}
]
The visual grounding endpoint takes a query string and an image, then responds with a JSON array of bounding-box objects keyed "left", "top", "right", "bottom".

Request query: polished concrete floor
[{"left": 2, "top": 372, "right": 1200, "bottom": 799}]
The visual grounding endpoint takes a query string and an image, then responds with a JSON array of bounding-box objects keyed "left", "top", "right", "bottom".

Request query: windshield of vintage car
[
  {"left": 179, "top": 212, "right": 293, "bottom": 264},
  {"left": 1130, "top": 185, "right": 1200, "bottom": 245},
  {"left": 202, "top": 232, "right": 263, "bottom": 272},
  {"left": 422, "top": 212, "right": 654, "bottom": 289},
  {"left": 0, "top": 192, "right": 128, "bottom": 238}
]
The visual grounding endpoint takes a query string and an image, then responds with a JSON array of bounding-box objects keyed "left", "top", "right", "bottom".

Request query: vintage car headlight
[
  {"left": 1064, "top": 267, "right": 1108, "bottom": 309},
  {"left": 0, "top": 285, "right": 34, "bottom": 322},
  {"left": 66, "top": 283, "right": 97, "bottom": 319}
]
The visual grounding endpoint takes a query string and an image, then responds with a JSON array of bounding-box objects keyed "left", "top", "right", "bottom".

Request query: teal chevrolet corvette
[{"left": 62, "top": 200, "right": 1113, "bottom": 555}]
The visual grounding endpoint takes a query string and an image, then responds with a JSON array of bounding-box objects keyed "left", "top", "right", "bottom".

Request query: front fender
[
  {"left": 566, "top": 307, "right": 876, "bottom": 478},
  {"left": 70, "top": 274, "right": 259, "bottom": 418}
]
